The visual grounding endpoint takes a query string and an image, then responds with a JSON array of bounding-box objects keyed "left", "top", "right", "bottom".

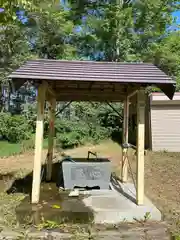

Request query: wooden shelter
[{"left": 9, "top": 59, "right": 176, "bottom": 205}]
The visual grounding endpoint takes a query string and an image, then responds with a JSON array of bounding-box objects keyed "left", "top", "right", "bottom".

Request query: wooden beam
[
  {"left": 46, "top": 97, "right": 56, "bottom": 181},
  {"left": 127, "top": 90, "right": 138, "bottom": 99},
  {"left": 121, "top": 96, "right": 129, "bottom": 182},
  {"left": 32, "top": 81, "right": 47, "bottom": 204},
  {"left": 47, "top": 85, "right": 56, "bottom": 98},
  {"left": 136, "top": 89, "right": 145, "bottom": 205},
  {"left": 105, "top": 101, "right": 123, "bottom": 119},
  {"left": 55, "top": 101, "right": 72, "bottom": 117},
  {"left": 46, "top": 83, "right": 56, "bottom": 102},
  {"left": 55, "top": 94, "right": 124, "bottom": 102}
]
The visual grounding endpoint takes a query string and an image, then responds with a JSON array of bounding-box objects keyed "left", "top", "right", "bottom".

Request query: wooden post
[
  {"left": 32, "top": 82, "right": 47, "bottom": 204},
  {"left": 46, "top": 97, "right": 56, "bottom": 181},
  {"left": 121, "top": 96, "right": 129, "bottom": 182},
  {"left": 136, "top": 89, "right": 145, "bottom": 205}
]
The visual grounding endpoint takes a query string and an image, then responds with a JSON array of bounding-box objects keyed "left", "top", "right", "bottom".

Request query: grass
[
  {"left": 0, "top": 138, "right": 49, "bottom": 157},
  {"left": 0, "top": 140, "right": 179, "bottom": 238},
  {"left": 0, "top": 141, "right": 21, "bottom": 157}
]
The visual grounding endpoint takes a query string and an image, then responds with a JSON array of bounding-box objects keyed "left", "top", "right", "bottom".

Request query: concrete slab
[{"left": 82, "top": 181, "right": 161, "bottom": 224}]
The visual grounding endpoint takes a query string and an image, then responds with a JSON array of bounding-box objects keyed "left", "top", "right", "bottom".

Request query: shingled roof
[{"left": 9, "top": 59, "right": 176, "bottom": 101}]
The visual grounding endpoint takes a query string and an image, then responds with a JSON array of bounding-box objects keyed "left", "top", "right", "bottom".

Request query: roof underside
[{"left": 9, "top": 59, "right": 176, "bottom": 101}]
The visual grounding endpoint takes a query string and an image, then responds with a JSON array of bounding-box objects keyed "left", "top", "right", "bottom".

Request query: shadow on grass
[
  {"left": 111, "top": 130, "right": 122, "bottom": 145},
  {"left": 6, "top": 156, "right": 109, "bottom": 196},
  {"left": 5, "top": 156, "right": 95, "bottom": 226},
  {"left": 6, "top": 160, "right": 64, "bottom": 196}
]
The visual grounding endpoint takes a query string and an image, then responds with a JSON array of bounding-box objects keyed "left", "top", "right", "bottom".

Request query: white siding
[{"left": 151, "top": 105, "right": 180, "bottom": 152}]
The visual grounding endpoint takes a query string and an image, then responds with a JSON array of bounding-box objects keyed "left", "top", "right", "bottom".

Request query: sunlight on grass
[
  {"left": 0, "top": 141, "right": 21, "bottom": 157},
  {"left": 0, "top": 138, "right": 49, "bottom": 157}
]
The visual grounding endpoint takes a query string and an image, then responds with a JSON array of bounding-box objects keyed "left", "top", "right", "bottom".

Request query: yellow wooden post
[
  {"left": 32, "top": 82, "right": 47, "bottom": 204},
  {"left": 46, "top": 97, "right": 56, "bottom": 181},
  {"left": 136, "top": 89, "right": 145, "bottom": 205},
  {"left": 121, "top": 96, "right": 129, "bottom": 182}
]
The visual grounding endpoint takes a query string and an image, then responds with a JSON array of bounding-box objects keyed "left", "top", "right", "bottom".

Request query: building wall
[
  {"left": 128, "top": 93, "right": 180, "bottom": 152},
  {"left": 151, "top": 105, "right": 180, "bottom": 152},
  {"left": 150, "top": 93, "right": 180, "bottom": 152}
]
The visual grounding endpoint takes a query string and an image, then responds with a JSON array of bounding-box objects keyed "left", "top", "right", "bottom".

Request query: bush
[
  {"left": 0, "top": 113, "right": 32, "bottom": 143},
  {"left": 90, "top": 126, "right": 110, "bottom": 143},
  {"left": 55, "top": 120, "right": 87, "bottom": 148},
  {"left": 0, "top": 102, "right": 122, "bottom": 148},
  {"left": 55, "top": 119, "right": 111, "bottom": 149},
  {"left": 57, "top": 132, "right": 82, "bottom": 149}
]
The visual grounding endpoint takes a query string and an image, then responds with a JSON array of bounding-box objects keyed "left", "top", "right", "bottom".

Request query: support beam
[
  {"left": 105, "top": 101, "right": 123, "bottom": 120},
  {"left": 136, "top": 89, "right": 145, "bottom": 205},
  {"left": 46, "top": 97, "right": 56, "bottom": 181},
  {"left": 55, "top": 101, "right": 72, "bottom": 117},
  {"left": 32, "top": 82, "right": 47, "bottom": 204},
  {"left": 127, "top": 90, "right": 138, "bottom": 99},
  {"left": 121, "top": 96, "right": 129, "bottom": 182},
  {"left": 47, "top": 84, "right": 56, "bottom": 98}
]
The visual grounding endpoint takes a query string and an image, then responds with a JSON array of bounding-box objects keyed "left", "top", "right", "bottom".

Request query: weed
[
  {"left": 36, "top": 217, "right": 60, "bottom": 230},
  {"left": 144, "top": 212, "right": 151, "bottom": 222}
]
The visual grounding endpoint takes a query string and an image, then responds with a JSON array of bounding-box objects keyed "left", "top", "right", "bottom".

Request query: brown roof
[{"left": 9, "top": 59, "right": 176, "bottom": 101}]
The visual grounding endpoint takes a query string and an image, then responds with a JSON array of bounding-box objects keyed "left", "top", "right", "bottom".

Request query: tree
[
  {"left": 0, "top": 23, "right": 33, "bottom": 111},
  {"left": 0, "top": 0, "right": 60, "bottom": 24},
  {"left": 67, "top": 0, "right": 179, "bottom": 61},
  {"left": 144, "top": 31, "right": 180, "bottom": 91},
  {"left": 26, "top": 2, "right": 77, "bottom": 59},
  {"left": 0, "top": 0, "right": 77, "bottom": 112},
  {"left": 0, "top": 0, "right": 37, "bottom": 24}
]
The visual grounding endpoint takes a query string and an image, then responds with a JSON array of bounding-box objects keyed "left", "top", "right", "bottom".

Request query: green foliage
[
  {"left": 67, "top": 0, "right": 179, "bottom": 62},
  {"left": 55, "top": 117, "right": 111, "bottom": 149},
  {"left": 54, "top": 102, "right": 122, "bottom": 149},
  {"left": 0, "top": 23, "right": 34, "bottom": 112},
  {"left": 144, "top": 32, "right": 180, "bottom": 91},
  {"left": 0, "top": 0, "right": 59, "bottom": 24},
  {"left": 1, "top": 0, "right": 180, "bottom": 153},
  {"left": 36, "top": 219, "right": 60, "bottom": 230},
  {"left": 57, "top": 132, "right": 82, "bottom": 149},
  {"left": 0, "top": 113, "right": 32, "bottom": 143},
  {"left": 0, "top": 0, "right": 34, "bottom": 24},
  {"left": 27, "top": 2, "right": 77, "bottom": 60}
]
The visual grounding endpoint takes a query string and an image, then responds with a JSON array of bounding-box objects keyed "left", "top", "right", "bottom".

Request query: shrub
[
  {"left": 57, "top": 132, "right": 82, "bottom": 149},
  {"left": 55, "top": 119, "right": 111, "bottom": 149},
  {"left": 90, "top": 126, "right": 110, "bottom": 143},
  {"left": 0, "top": 113, "right": 32, "bottom": 143}
]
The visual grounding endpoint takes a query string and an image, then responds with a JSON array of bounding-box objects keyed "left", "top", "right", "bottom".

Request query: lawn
[
  {"left": 0, "top": 140, "right": 179, "bottom": 238},
  {"left": 0, "top": 141, "right": 21, "bottom": 157},
  {"left": 0, "top": 139, "right": 48, "bottom": 157}
]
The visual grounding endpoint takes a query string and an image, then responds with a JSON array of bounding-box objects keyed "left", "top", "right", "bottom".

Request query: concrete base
[{"left": 82, "top": 181, "right": 161, "bottom": 224}]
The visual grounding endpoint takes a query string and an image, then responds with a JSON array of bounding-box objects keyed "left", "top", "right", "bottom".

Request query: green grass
[
  {"left": 0, "top": 141, "right": 21, "bottom": 157},
  {"left": 0, "top": 138, "right": 49, "bottom": 157}
]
